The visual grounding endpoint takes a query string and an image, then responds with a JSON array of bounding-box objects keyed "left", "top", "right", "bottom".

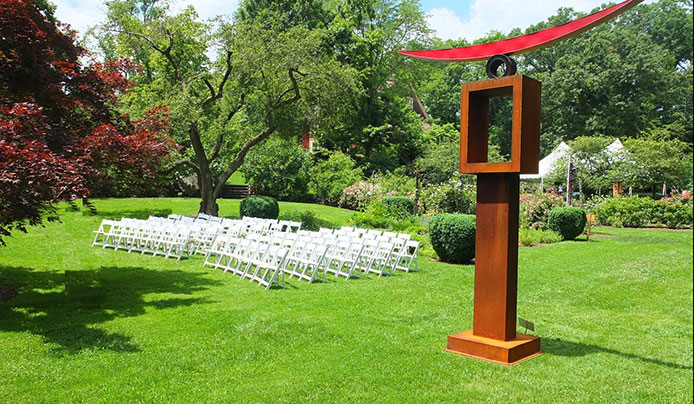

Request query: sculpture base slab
[{"left": 446, "top": 330, "right": 542, "bottom": 365}]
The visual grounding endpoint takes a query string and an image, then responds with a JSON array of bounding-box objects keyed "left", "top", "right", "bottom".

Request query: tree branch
[
  {"left": 202, "top": 51, "right": 234, "bottom": 108},
  {"left": 206, "top": 95, "right": 245, "bottom": 163},
  {"left": 116, "top": 29, "right": 183, "bottom": 84},
  {"left": 275, "top": 68, "right": 304, "bottom": 108},
  {"left": 213, "top": 125, "right": 276, "bottom": 198},
  {"left": 165, "top": 159, "right": 200, "bottom": 175}
]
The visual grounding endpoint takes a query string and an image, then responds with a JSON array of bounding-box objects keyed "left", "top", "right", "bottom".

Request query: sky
[{"left": 53, "top": 0, "right": 651, "bottom": 43}]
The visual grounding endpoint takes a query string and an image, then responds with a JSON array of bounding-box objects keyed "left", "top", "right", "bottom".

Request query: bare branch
[
  {"left": 213, "top": 125, "right": 276, "bottom": 197},
  {"left": 115, "top": 28, "right": 183, "bottom": 84},
  {"left": 165, "top": 159, "right": 200, "bottom": 175},
  {"left": 202, "top": 51, "right": 234, "bottom": 109},
  {"left": 275, "top": 68, "right": 304, "bottom": 108}
]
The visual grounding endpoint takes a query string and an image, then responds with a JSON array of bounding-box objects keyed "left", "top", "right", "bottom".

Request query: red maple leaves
[{"left": 0, "top": 0, "right": 177, "bottom": 245}]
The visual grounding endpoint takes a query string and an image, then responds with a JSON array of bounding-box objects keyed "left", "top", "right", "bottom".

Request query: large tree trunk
[
  {"left": 189, "top": 122, "right": 219, "bottom": 216},
  {"left": 197, "top": 164, "right": 218, "bottom": 216}
]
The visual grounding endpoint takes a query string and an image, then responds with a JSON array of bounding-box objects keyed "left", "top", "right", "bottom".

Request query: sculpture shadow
[
  {"left": 0, "top": 265, "right": 220, "bottom": 355},
  {"left": 542, "top": 337, "right": 692, "bottom": 371}
]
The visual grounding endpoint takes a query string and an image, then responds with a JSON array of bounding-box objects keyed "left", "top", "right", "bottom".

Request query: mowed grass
[{"left": 0, "top": 198, "right": 691, "bottom": 403}]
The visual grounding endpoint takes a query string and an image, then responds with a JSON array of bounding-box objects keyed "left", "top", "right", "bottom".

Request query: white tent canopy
[
  {"left": 520, "top": 141, "right": 570, "bottom": 180},
  {"left": 520, "top": 139, "right": 624, "bottom": 180}
]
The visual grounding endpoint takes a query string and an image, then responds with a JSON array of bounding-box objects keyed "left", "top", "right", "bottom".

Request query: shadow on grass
[
  {"left": 82, "top": 208, "right": 173, "bottom": 220},
  {"left": 0, "top": 265, "right": 220, "bottom": 355},
  {"left": 543, "top": 337, "right": 692, "bottom": 371}
]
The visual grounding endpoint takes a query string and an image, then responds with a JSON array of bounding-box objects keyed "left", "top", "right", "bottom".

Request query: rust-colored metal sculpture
[
  {"left": 448, "top": 74, "right": 542, "bottom": 365},
  {"left": 399, "top": 0, "right": 644, "bottom": 365}
]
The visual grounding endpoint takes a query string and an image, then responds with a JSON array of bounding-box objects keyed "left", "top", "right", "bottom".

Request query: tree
[
  {"left": 612, "top": 125, "right": 693, "bottom": 195},
  {"left": 99, "top": 1, "right": 359, "bottom": 215},
  {"left": 308, "top": 151, "right": 363, "bottom": 205},
  {"left": 0, "top": 0, "right": 174, "bottom": 245},
  {"left": 241, "top": 138, "right": 313, "bottom": 201},
  {"left": 319, "top": 0, "right": 433, "bottom": 172},
  {"left": 568, "top": 136, "right": 616, "bottom": 196}
]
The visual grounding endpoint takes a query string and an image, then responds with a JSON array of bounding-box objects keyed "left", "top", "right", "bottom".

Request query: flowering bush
[
  {"left": 419, "top": 175, "right": 476, "bottom": 215},
  {"left": 519, "top": 192, "right": 565, "bottom": 230},
  {"left": 339, "top": 181, "right": 383, "bottom": 211},
  {"left": 661, "top": 189, "right": 693, "bottom": 206}
]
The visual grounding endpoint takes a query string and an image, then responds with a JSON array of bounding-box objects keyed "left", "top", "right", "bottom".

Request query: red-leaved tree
[{"left": 0, "top": 0, "right": 176, "bottom": 245}]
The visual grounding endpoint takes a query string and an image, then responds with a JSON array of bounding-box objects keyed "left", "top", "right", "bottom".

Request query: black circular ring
[{"left": 486, "top": 54, "right": 517, "bottom": 79}]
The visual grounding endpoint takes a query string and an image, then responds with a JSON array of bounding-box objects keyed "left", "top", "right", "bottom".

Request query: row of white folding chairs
[
  {"left": 313, "top": 229, "right": 419, "bottom": 273},
  {"left": 93, "top": 216, "right": 223, "bottom": 257},
  {"left": 92, "top": 218, "right": 192, "bottom": 260},
  {"left": 203, "top": 235, "right": 292, "bottom": 289},
  {"left": 205, "top": 228, "right": 419, "bottom": 284},
  {"left": 92, "top": 214, "right": 300, "bottom": 261}
]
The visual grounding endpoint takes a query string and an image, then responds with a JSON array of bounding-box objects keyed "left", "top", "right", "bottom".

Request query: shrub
[
  {"left": 590, "top": 196, "right": 654, "bottom": 228},
  {"left": 278, "top": 210, "right": 335, "bottom": 231},
  {"left": 519, "top": 228, "right": 562, "bottom": 246},
  {"left": 654, "top": 200, "right": 693, "bottom": 229},
  {"left": 519, "top": 192, "right": 565, "bottom": 230},
  {"left": 382, "top": 196, "right": 414, "bottom": 218},
  {"left": 347, "top": 200, "right": 416, "bottom": 230},
  {"left": 339, "top": 181, "right": 382, "bottom": 211},
  {"left": 429, "top": 214, "right": 476, "bottom": 264},
  {"left": 241, "top": 138, "right": 313, "bottom": 201},
  {"left": 589, "top": 196, "right": 693, "bottom": 229},
  {"left": 239, "top": 196, "right": 279, "bottom": 219},
  {"left": 548, "top": 207, "right": 586, "bottom": 240},
  {"left": 309, "top": 152, "right": 363, "bottom": 206},
  {"left": 371, "top": 169, "right": 416, "bottom": 196},
  {"left": 420, "top": 175, "right": 476, "bottom": 215}
]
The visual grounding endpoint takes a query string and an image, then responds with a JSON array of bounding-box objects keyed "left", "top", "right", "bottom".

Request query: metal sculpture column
[
  {"left": 445, "top": 72, "right": 542, "bottom": 365},
  {"left": 398, "top": 0, "right": 645, "bottom": 365}
]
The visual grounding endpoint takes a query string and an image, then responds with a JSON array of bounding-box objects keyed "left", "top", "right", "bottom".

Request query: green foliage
[
  {"left": 382, "top": 196, "right": 414, "bottom": 218},
  {"left": 419, "top": 175, "right": 476, "bottom": 215},
  {"left": 428, "top": 214, "right": 476, "bottom": 264},
  {"left": 241, "top": 138, "right": 313, "bottom": 201},
  {"left": 414, "top": 129, "right": 504, "bottom": 187},
  {"left": 519, "top": 228, "right": 563, "bottom": 247},
  {"left": 415, "top": 140, "right": 459, "bottom": 186},
  {"left": 239, "top": 196, "right": 279, "bottom": 219},
  {"left": 520, "top": 192, "right": 566, "bottom": 230},
  {"left": 347, "top": 200, "right": 416, "bottom": 231},
  {"left": 591, "top": 196, "right": 693, "bottom": 229},
  {"left": 309, "top": 152, "right": 363, "bottom": 205},
  {"left": 277, "top": 210, "right": 335, "bottom": 231},
  {"left": 612, "top": 131, "right": 693, "bottom": 193},
  {"left": 371, "top": 169, "right": 416, "bottom": 196},
  {"left": 319, "top": 0, "right": 432, "bottom": 171},
  {"left": 548, "top": 207, "right": 587, "bottom": 240},
  {"left": 419, "top": 2, "right": 693, "bottom": 154}
]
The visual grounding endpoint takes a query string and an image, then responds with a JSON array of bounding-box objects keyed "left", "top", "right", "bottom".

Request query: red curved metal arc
[{"left": 398, "top": 0, "right": 644, "bottom": 62}]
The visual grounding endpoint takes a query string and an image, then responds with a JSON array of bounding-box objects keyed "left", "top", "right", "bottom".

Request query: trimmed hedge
[
  {"left": 239, "top": 196, "right": 279, "bottom": 219},
  {"left": 591, "top": 196, "right": 693, "bottom": 229},
  {"left": 548, "top": 207, "right": 586, "bottom": 240},
  {"left": 382, "top": 196, "right": 414, "bottom": 217},
  {"left": 429, "top": 214, "right": 476, "bottom": 264}
]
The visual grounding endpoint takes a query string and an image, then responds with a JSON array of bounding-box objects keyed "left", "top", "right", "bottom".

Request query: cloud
[
  {"left": 427, "top": 0, "right": 655, "bottom": 42},
  {"left": 52, "top": 0, "right": 240, "bottom": 38}
]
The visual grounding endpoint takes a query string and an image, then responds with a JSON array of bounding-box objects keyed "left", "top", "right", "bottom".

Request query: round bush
[
  {"left": 548, "top": 207, "right": 586, "bottom": 240},
  {"left": 382, "top": 196, "right": 414, "bottom": 217},
  {"left": 239, "top": 196, "right": 279, "bottom": 219},
  {"left": 429, "top": 214, "right": 476, "bottom": 264}
]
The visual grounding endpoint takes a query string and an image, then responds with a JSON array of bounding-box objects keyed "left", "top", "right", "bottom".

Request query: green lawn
[{"left": 0, "top": 198, "right": 692, "bottom": 403}]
